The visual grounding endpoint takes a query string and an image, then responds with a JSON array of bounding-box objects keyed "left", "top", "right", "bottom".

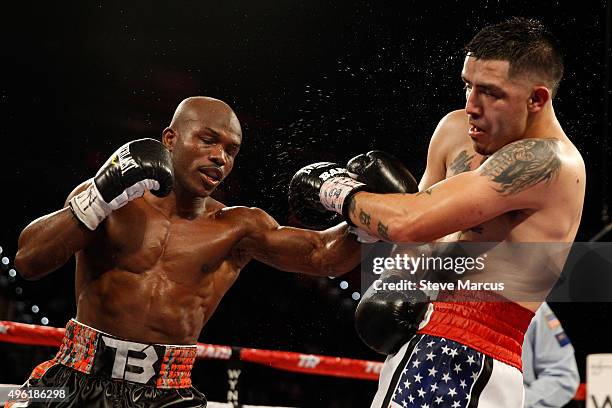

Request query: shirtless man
[
  {"left": 290, "top": 17, "right": 585, "bottom": 407},
  {"left": 11, "top": 96, "right": 380, "bottom": 407}
]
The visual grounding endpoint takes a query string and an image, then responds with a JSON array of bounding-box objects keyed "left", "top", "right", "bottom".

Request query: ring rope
[{"left": 0, "top": 320, "right": 382, "bottom": 381}]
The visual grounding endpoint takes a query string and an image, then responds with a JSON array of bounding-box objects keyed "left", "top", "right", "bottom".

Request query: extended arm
[
  {"left": 238, "top": 208, "right": 361, "bottom": 277},
  {"left": 348, "top": 139, "right": 562, "bottom": 242}
]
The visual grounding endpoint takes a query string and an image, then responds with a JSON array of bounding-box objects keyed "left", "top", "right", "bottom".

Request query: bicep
[
  {"left": 238, "top": 209, "right": 324, "bottom": 273},
  {"left": 408, "top": 172, "right": 516, "bottom": 240},
  {"left": 408, "top": 139, "right": 562, "bottom": 240},
  {"left": 419, "top": 138, "right": 446, "bottom": 191},
  {"left": 419, "top": 158, "right": 446, "bottom": 191},
  {"left": 418, "top": 114, "right": 456, "bottom": 191}
]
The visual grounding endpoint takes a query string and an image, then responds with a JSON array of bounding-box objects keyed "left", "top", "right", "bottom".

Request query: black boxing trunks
[
  {"left": 370, "top": 291, "right": 534, "bottom": 408},
  {"left": 6, "top": 319, "right": 206, "bottom": 408}
]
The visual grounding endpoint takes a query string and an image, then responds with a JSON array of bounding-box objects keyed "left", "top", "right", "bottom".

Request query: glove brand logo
[
  {"left": 297, "top": 354, "right": 321, "bottom": 368},
  {"left": 115, "top": 145, "right": 139, "bottom": 175},
  {"left": 101, "top": 336, "right": 158, "bottom": 384},
  {"left": 319, "top": 168, "right": 348, "bottom": 181}
]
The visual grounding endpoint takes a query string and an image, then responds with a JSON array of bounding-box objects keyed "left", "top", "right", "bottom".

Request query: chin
[
  {"left": 186, "top": 183, "right": 213, "bottom": 198},
  {"left": 472, "top": 140, "right": 491, "bottom": 156},
  {"left": 197, "top": 188, "right": 214, "bottom": 197},
  {"left": 478, "top": 146, "right": 497, "bottom": 156}
]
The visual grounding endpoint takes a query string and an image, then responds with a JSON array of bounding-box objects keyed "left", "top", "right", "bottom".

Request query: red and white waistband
[{"left": 417, "top": 290, "right": 534, "bottom": 371}]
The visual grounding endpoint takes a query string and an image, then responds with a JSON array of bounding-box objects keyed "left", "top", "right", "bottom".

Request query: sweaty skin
[
  {"left": 349, "top": 57, "right": 586, "bottom": 311},
  {"left": 15, "top": 97, "right": 361, "bottom": 345}
]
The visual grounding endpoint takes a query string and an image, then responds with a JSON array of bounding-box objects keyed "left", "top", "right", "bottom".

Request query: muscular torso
[
  {"left": 75, "top": 194, "right": 251, "bottom": 344},
  {"left": 416, "top": 110, "right": 585, "bottom": 310}
]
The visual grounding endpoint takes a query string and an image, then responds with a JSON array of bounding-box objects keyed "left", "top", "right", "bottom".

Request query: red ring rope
[
  {"left": 0, "top": 320, "right": 586, "bottom": 400},
  {"left": 0, "top": 320, "right": 382, "bottom": 380}
]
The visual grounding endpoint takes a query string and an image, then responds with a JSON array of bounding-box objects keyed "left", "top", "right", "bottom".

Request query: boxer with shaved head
[{"left": 13, "top": 96, "right": 397, "bottom": 407}]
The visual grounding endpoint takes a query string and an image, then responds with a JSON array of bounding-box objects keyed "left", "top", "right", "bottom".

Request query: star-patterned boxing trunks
[
  {"left": 369, "top": 291, "right": 535, "bottom": 408},
  {"left": 6, "top": 319, "right": 206, "bottom": 408}
]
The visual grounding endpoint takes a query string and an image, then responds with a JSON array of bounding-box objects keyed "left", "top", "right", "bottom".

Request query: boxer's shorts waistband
[
  {"left": 36, "top": 318, "right": 197, "bottom": 389},
  {"left": 417, "top": 290, "right": 534, "bottom": 371}
]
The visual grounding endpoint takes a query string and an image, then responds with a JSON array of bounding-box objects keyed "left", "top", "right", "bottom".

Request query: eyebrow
[
  {"left": 205, "top": 127, "right": 241, "bottom": 148},
  {"left": 461, "top": 76, "right": 504, "bottom": 93}
]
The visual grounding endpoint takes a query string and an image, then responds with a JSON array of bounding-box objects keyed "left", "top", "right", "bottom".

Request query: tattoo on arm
[
  {"left": 479, "top": 139, "right": 561, "bottom": 195},
  {"left": 449, "top": 150, "right": 476, "bottom": 175},
  {"left": 377, "top": 221, "right": 390, "bottom": 240},
  {"left": 359, "top": 209, "right": 371, "bottom": 227}
]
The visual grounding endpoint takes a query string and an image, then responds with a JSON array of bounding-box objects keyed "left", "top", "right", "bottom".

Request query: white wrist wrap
[
  {"left": 68, "top": 183, "right": 112, "bottom": 231},
  {"left": 68, "top": 179, "right": 160, "bottom": 230},
  {"left": 319, "top": 176, "right": 365, "bottom": 214}
]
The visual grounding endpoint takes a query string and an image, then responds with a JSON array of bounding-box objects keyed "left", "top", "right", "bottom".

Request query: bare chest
[{"left": 96, "top": 201, "right": 243, "bottom": 279}]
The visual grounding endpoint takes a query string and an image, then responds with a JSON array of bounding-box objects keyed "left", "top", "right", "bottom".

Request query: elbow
[
  {"left": 385, "top": 213, "right": 429, "bottom": 243},
  {"left": 310, "top": 247, "right": 344, "bottom": 277},
  {"left": 310, "top": 238, "right": 354, "bottom": 278},
  {"left": 325, "top": 261, "right": 355, "bottom": 278},
  {"left": 14, "top": 250, "right": 43, "bottom": 281}
]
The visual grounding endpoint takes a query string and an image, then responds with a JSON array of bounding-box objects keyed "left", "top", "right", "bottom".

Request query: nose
[
  {"left": 208, "top": 145, "right": 227, "bottom": 167},
  {"left": 465, "top": 88, "right": 482, "bottom": 118}
]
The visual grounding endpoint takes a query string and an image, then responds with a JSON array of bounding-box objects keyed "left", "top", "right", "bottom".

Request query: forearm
[
  {"left": 253, "top": 222, "right": 362, "bottom": 277},
  {"left": 309, "top": 223, "right": 363, "bottom": 277},
  {"left": 347, "top": 171, "right": 501, "bottom": 243},
  {"left": 15, "top": 207, "right": 95, "bottom": 280},
  {"left": 348, "top": 192, "right": 425, "bottom": 243}
]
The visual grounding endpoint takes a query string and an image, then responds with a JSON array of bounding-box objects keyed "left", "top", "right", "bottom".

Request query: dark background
[{"left": 0, "top": 1, "right": 610, "bottom": 406}]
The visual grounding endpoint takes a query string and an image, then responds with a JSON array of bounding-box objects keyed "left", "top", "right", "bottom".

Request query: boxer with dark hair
[
  {"left": 11, "top": 96, "right": 417, "bottom": 407},
  {"left": 291, "top": 17, "right": 585, "bottom": 407}
]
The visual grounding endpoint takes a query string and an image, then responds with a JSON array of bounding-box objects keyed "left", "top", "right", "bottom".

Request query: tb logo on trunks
[{"left": 92, "top": 335, "right": 165, "bottom": 385}]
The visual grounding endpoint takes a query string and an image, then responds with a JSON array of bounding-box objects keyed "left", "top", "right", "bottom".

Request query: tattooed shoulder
[{"left": 479, "top": 138, "right": 561, "bottom": 195}]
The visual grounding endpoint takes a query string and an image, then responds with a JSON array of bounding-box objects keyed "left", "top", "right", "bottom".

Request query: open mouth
[
  {"left": 468, "top": 123, "right": 485, "bottom": 137},
  {"left": 198, "top": 167, "right": 223, "bottom": 186}
]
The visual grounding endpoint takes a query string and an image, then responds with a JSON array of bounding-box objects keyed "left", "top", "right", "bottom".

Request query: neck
[
  {"left": 524, "top": 103, "right": 563, "bottom": 140},
  {"left": 149, "top": 187, "right": 210, "bottom": 219}
]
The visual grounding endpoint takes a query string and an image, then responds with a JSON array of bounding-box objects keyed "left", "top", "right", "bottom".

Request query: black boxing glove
[
  {"left": 288, "top": 162, "right": 369, "bottom": 228},
  {"left": 347, "top": 151, "right": 428, "bottom": 353},
  {"left": 346, "top": 151, "right": 419, "bottom": 241},
  {"left": 69, "top": 138, "right": 174, "bottom": 230},
  {"left": 347, "top": 150, "right": 418, "bottom": 194},
  {"left": 355, "top": 274, "right": 430, "bottom": 355}
]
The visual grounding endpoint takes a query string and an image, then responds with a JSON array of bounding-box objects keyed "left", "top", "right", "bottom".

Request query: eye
[{"left": 483, "top": 90, "right": 501, "bottom": 99}]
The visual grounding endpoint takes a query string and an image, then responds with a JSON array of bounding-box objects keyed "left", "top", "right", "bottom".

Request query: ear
[
  {"left": 528, "top": 87, "right": 550, "bottom": 113},
  {"left": 162, "top": 127, "right": 177, "bottom": 151}
]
